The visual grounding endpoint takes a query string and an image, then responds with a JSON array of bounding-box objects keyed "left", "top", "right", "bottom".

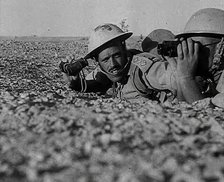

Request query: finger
[
  {"left": 61, "top": 57, "right": 69, "bottom": 64},
  {"left": 179, "top": 37, "right": 184, "bottom": 42},
  {"left": 177, "top": 42, "right": 183, "bottom": 60},
  {"left": 65, "top": 55, "right": 71, "bottom": 62},
  {"left": 187, "top": 38, "right": 194, "bottom": 55},
  {"left": 194, "top": 42, "right": 200, "bottom": 58},
  {"left": 69, "top": 55, "right": 75, "bottom": 61},
  {"left": 66, "top": 54, "right": 75, "bottom": 62},
  {"left": 182, "top": 39, "right": 189, "bottom": 57},
  {"left": 166, "top": 57, "right": 177, "bottom": 71}
]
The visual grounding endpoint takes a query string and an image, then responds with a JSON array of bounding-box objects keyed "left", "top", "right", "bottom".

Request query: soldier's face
[
  {"left": 191, "top": 36, "right": 221, "bottom": 73},
  {"left": 98, "top": 43, "right": 127, "bottom": 76}
]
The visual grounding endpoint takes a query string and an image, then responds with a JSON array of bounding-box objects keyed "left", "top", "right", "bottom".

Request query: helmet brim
[
  {"left": 85, "top": 32, "right": 133, "bottom": 59},
  {"left": 175, "top": 32, "right": 224, "bottom": 39}
]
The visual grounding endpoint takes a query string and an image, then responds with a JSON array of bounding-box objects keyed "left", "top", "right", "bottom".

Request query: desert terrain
[{"left": 1, "top": 36, "right": 224, "bottom": 182}]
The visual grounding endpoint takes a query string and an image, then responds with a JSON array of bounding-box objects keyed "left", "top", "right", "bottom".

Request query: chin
[{"left": 106, "top": 74, "right": 123, "bottom": 82}]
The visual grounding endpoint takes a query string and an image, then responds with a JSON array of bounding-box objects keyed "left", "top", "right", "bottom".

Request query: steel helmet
[
  {"left": 176, "top": 8, "right": 224, "bottom": 38},
  {"left": 85, "top": 23, "right": 133, "bottom": 59},
  {"left": 142, "top": 29, "right": 175, "bottom": 53}
]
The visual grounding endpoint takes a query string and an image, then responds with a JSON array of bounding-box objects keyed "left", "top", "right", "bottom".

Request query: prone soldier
[
  {"left": 171, "top": 8, "right": 224, "bottom": 103},
  {"left": 59, "top": 23, "right": 177, "bottom": 102},
  {"left": 59, "top": 9, "right": 224, "bottom": 104}
]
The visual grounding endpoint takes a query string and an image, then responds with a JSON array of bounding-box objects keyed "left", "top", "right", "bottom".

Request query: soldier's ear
[
  {"left": 87, "top": 54, "right": 97, "bottom": 61},
  {"left": 93, "top": 56, "right": 98, "bottom": 62}
]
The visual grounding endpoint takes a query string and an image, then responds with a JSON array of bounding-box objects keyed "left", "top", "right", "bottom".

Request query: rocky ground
[{"left": 1, "top": 37, "right": 224, "bottom": 182}]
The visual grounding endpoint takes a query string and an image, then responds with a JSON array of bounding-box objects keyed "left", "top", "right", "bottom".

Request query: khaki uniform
[{"left": 68, "top": 52, "right": 218, "bottom": 103}]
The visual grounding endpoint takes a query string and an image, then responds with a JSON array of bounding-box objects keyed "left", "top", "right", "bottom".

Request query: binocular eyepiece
[{"left": 157, "top": 41, "right": 179, "bottom": 57}]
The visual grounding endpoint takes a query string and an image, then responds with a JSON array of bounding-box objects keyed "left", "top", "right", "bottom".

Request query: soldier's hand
[
  {"left": 176, "top": 38, "right": 199, "bottom": 79},
  {"left": 59, "top": 54, "right": 75, "bottom": 73},
  {"left": 59, "top": 56, "right": 88, "bottom": 76}
]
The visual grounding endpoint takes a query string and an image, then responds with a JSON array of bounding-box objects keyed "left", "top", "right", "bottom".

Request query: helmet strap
[
  {"left": 97, "top": 41, "right": 130, "bottom": 82},
  {"left": 98, "top": 55, "right": 131, "bottom": 83},
  {"left": 210, "top": 37, "right": 224, "bottom": 72},
  {"left": 206, "top": 37, "right": 224, "bottom": 86}
]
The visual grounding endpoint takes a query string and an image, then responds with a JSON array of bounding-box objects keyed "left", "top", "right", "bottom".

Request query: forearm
[{"left": 178, "top": 77, "right": 205, "bottom": 103}]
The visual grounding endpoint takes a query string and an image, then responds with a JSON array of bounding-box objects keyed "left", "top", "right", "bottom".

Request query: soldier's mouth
[{"left": 109, "top": 67, "right": 121, "bottom": 74}]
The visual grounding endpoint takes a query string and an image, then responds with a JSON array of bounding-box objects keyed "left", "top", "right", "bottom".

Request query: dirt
[{"left": 1, "top": 37, "right": 224, "bottom": 182}]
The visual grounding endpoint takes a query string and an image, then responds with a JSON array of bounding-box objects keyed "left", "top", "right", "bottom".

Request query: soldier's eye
[
  {"left": 114, "top": 53, "right": 121, "bottom": 58},
  {"left": 101, "top": 57, "right": 109, "bottom": 63}
]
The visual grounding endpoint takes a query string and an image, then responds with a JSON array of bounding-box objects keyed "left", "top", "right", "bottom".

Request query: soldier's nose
[{"left": 109, "top": 57, "right": 117, "bottom": 66}]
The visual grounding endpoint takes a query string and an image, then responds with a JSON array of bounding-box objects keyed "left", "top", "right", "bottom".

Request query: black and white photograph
[{"left": 1, "top": 0, "right": 224, "bottom": 181}]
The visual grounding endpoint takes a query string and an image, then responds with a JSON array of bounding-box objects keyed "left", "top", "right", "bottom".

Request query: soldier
[
  {"left": 141, "top": 29, "right": 175, "bottom": 57},
  {"left": 173, "top": 8, "right": 224, "bottom": 103},
  {"left": 59, "top": 23, "right": 174, "bottom": 102},
  {"left": 61, "top": 18, "right": 223, "bottom": 104}
]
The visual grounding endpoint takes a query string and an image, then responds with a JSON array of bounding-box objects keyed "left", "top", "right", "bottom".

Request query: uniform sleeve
[
  {"left": 132, "top": 53, "right": 178, "bottom": 94},
  {"left": 216, "top": 70, "right": 224, "bottom": 93},
  {"left": 144, "top": 61, "right": 177, "bottom": 92}
]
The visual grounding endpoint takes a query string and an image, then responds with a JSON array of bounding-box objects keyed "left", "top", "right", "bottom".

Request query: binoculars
[
  {"left": 59, "top": 58, "right": 88, "bottom": 76},
  {"left": 157, "top": 41, "right": 179, "bottom": 57}
]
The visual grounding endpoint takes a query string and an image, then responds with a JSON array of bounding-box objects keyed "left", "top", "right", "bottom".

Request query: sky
[{"left": 0, "top": 0, "right": 224, "bottom": 37}]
